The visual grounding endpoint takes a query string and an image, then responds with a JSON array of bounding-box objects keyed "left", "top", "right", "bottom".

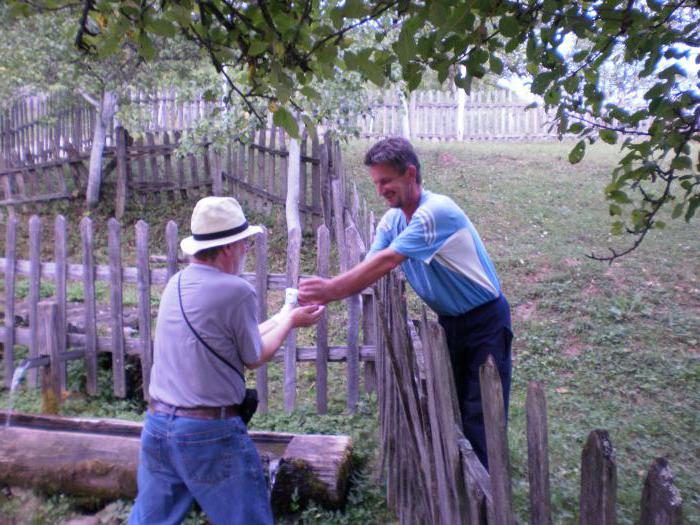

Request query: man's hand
[
  {"left": 289, "top": 304, "right": 325, "bottom": 328},
  {"left": 298, "top": 277, "right": 335, "bottom": 305}
]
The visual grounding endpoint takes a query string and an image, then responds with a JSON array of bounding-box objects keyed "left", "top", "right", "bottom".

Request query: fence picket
[
  {"left": 639, "top": 458, "right": 683, "bottom": 524},
  {"left": 136, "top": 221, "right": 152, "bottom": 401},
  {"left": 108, "top": 218, "right": 127, "bottom": 398},
  {"left": 146, "top": 132, "right": 160, "bottom": 204},
  {"left": 255, "top": 227, "right": 269, "bottom": 413},
  {"left": 165, "top": 220, "right": 179, "bottom": 281},
  {"left": 54, "top": 215, "right": 68, "bottom": 390},
  {"left": 315, "top": 225, "right": 330, "bottom": 414},
  {"left": 3, "top": 217, "right": 17, "bottom": 389},
  {"left": 80, "top": 217, "right": 98, "bottom": 395},
  {"left": 345, "top": 224, "right": 363, "bottom": 413},
  {"left": 580, "top": 429, "right": 617, "bottom": 525},
  {"left": 28, "top": 215, "right": 41, "bottom": 387},
  {"left": 527, "top": 381, "right": 552, "bottom": 525}
]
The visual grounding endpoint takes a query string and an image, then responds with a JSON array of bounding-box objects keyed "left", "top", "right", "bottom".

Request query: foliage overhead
[{"left": 6, "top": 0, "right": 700, "bottom": 259}]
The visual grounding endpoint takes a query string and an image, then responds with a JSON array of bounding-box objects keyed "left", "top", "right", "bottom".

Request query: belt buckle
[{"left": 219, "top": 406, "right": 226, "bottom": 419}]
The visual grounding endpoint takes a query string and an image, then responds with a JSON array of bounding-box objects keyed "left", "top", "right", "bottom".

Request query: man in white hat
[{"left": 129, "top": 196, "right": 324, "bottom": 525}]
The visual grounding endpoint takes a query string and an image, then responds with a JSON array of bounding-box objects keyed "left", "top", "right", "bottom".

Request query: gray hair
[{"left": 364, "top": 137, "right": 421, "bottom": 184}]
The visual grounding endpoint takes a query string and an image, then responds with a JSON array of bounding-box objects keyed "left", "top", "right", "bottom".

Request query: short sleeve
[
  {"left": 366, "top": 212, "right": 394, "bottom": 259},
  {"left": 390, "top": 205, "right": 455, "bottom": 262},
  {"left": 229, "top": 289, "right": 263, "bottom": 366}
]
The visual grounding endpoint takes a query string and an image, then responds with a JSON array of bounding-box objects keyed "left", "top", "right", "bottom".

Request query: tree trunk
[{"left": 85, "top": 90, "right": 117, "bottom": 208}]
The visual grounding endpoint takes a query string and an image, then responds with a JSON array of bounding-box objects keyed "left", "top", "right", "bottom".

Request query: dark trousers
[{"left": 438, "top": 294, "right": 513, "bottom": 471}]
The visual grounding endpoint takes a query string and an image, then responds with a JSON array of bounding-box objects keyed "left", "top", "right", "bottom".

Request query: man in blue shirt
[{"left": 298, "top": 137, "right": 512, "bottom": 469}]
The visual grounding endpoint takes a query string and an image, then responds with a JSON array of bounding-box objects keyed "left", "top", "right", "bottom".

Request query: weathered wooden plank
[
  {"left": 174, "top": 131, "right": 187, "bottom": 200},
  {"left": 165, "top": 220, "right": 179, "bottom": 281},
  {"left": 284, "top": 227, "right": 301, "bottom": 413},
  {"left": 345, "top": 224, "right": 363, "bottom": 413},
  {"left": 3, "top": 217, "right": 17, "bottom": 389},
  {"left": 80, "top": 217, "right": 98, "bottom": 395},
  {"left": 300, "top": 130, "right": 308, "bottom": 226},
  {"left": 526, "top": 381, "right": 552, "bottom": 525},
  {"left": 226, "top": 143, "right": 234, "bottom": 195},
  {"left": 580, "top": 429, "right": 617, "bottom": 525},
  {"left": 202, "top": 140, "right": 212, "bottom": 193},
  {"left": 162, "top": 132, "right": 175, "bottom": 202},
  {"left": 311, "top": 132, "right": 321, "bottom": 232},
  {"left": 108, "top": 218, "right": 126, "bottom": 398},
  {"left": 480, "top": 355, "right": 514, "bottom": 525},
  {"left": 257, "top": 128, "right": 267, "bottom": 209},
  {"left": 237, "top": 141, "right": 246, "bottom": 204},
  {"left": 255, "top": 227, "right": 269, "bottom": 413},
  {"left": 639, "top": 457, "right": 683, "bottom": 525},
  {"left": 28, "top": 215, "right": 41, "bottom": 387},
  {"left": 315, "top": 225, "right": 330, "bottom": 414},
  {"left": 135, "top": 221, "right": 152, "bottom": 401},
  {"left": 211, "top": 147, "right": 223, "bottom": 196},
  {"left": 268, "top": 126, "right": 277, "bottom": 197},
  {"left": 331, "top": 179, "right": 347, "bottom": 272},
  {"left": 115, "top": 126, "right": 128, "bottom": 218},
  {"left": 135, "top": 137, "right": 147, "bottom": 204},
  {"left": 146, "top": 133, "right": 161, "bottom": 204},
  {"left": 189, "top": 149, "right": 200, "bottom": 197},
  {"left": 38, "top": 302, "right": 61, "bottom": 414},
  {"left": 279, "top": 128, "right": 287, "bottom": 206},
  {"left": 54, "top": 215, "right": 68, "bottom": 391}
]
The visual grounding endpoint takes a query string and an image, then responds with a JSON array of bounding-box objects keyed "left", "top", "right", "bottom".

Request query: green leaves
[
  {"left": 569, "top": 140, "right": 586, "bottom": 164},
  {"left": 272, "top": 106, "right": 299, "bottom": 138}
]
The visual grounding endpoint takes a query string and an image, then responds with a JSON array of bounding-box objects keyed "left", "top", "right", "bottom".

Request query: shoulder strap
[{"left": 177, "top": 271, "right": 245, "bottom": 383}]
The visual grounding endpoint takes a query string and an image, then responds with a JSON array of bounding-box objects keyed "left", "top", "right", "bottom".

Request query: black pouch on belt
[{"left": 239, "top": 388, "right": 259, "bottom": 424}]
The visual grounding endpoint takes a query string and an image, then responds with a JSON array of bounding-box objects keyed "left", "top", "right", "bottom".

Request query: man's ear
[{"left": 405, "top": 164, "right": 417, "bottom": 182}]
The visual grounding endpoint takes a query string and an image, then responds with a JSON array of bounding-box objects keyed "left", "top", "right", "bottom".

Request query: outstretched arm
[{"left": 298, "top": 248, "right": 406, "bottom": 305}]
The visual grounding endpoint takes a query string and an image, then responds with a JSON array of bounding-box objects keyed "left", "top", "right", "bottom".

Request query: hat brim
[{"left": 180, "top": 224, "right": 263, "bottom": 256}]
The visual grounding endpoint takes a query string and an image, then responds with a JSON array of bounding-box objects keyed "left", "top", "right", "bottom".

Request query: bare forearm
[
  {"left": 328, "top": 250, "right": 404, "bottom": 301},
  {"left": 249, "top": 317, "right": 293, "bottom": 369}
]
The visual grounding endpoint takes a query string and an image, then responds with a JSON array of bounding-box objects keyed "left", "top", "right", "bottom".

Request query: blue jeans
[
  {"left": 439, "top": 294, "right": 513, "bottom": 471},
  {"left": 128, "top": 412, "right": 273, "bottom": 525}
]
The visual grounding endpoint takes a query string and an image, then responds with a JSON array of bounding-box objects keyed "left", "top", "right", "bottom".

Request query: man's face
[
  {"left": 225, "top": 239, "right": 249, "bottom": 275},
  {"left": 369, "top": 163, "right": 417, "bottom": 209}
]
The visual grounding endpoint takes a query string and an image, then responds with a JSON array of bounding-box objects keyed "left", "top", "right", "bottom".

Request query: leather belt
[{"left": 149, "top": 399, "right": 239, "bottom": 420}]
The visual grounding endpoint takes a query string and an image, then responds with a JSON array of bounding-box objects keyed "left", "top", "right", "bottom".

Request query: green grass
[{"left": 0, "top": 140, "right": 698, "bottom": 523}]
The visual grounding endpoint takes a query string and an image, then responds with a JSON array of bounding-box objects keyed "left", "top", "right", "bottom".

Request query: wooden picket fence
[
  {"left": 374, "top": 271, "right": 684, "bottom": 524},
  {"left": 358, "top": 88, "right": 555, "bottom": 142}
]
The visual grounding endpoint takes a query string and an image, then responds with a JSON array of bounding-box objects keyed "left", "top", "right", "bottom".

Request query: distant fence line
[{"left": 358, "top": 88, "right": 555, "bottom": 141}]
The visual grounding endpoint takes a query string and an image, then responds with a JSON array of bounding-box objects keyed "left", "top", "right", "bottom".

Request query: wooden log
[
  {"left": 257, "top": 127, "right": 266, "bottom": 210},
  {"left": 4, "top": 217, "right": 17, "bottom": 389},
  {"left": 311, "top": 132, "right": 321, "bottom": 232},
  {"left": 80, "top": 217, "right": 98, "bottom": 395},
  {"left": 480, "top": 355, "right": 514, "bottom": 525},
  {"left": 0, "top": 412, "right": 352, "bottom": 511},
  {"left": 54, "top": 216, "right": 68, "bottom": 391},
  {"left": 284, "top": 227, "right": 301, "bottom": 413},
  {"left": 135, "top": 221, "right": 152, "bottom": 401},
  {"left": 108, "top": 219, "right": 126, "bottom": 398},
  {"left": 331, "top": 179, "right": 347, "bottom": 272},
  {"left": 526, "top": 381, "right": 552, "bottom": 525},
  {"left": 639, "top": 457, "right": 683, "bottom": 525},
  {"left": 315, "top": 225, "right": 330, "bottom": 414},
  {"left": 579, "top": 429, "right": 617, "bottom": 525},
  {"left": 255, "top": 227, "right": 269, "bottom": 413},
  {"left": 28, "top": 215, "right": 41, "bottom": 387},
  {"left": 38, "top": 301, "right": 61, "bottom": 414}
]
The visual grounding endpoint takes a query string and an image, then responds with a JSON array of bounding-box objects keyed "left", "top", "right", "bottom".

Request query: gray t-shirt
[{"left": 149, "top": 263, "right": 262, "bottom": 407}]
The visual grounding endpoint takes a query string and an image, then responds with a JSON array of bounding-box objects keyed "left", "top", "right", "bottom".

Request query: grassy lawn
[{"left": 0, "top": 140, "right": 698, "bottom": 523}]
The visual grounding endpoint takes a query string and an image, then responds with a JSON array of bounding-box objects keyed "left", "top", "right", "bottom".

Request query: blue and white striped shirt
[{"left": 368, "top": 190, "right": 501, "bottom": 316}]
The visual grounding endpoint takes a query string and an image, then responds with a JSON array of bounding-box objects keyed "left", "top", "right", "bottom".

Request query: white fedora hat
[{"left": 180, "top": 196, "right": 263, "bottom": 256}]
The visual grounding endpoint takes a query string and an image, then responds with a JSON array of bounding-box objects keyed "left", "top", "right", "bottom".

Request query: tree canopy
[{"left": 6, "top": 0, "right": 699, "bottom": 259}]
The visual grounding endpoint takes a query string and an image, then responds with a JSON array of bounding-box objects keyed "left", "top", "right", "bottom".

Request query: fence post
[
  {"left": 38, "top": 301, "right": 61, "bottom": 415},
  {"left": 579, "top": 429, "right": 617, "bottom": 525},
  {"left": 639, "top": 457, "right": 683, "bottom": 525},
  {"left": 28, "top": 215, "right": 41, "bottom": 387},
  {"left": 165, "top": 220, "right": 179, "bottom": 281},
  {"left": 54, "top": 215, "right": 68, "bottom": 391},
  {"left": 136, "top": 221, "right": 153, "bottom": 401},
  {"left": 526, "top": 381, "right": 552, "bottom": 525},
  {"left": 345, "top": 224, "right": 363, "bottom": 413},
  {"left": 315, "top": 225, "right": 330, "bottom": 414},
  {"left": 480, "top": 355, "right": 514, "bottom": 525},
  {"left": 3, "top": 216, "right": 17, "bottom": 389},
  {"left": 80, "top": 217, "right": 98, "bottom": 395},
  {"left": 108, "top": 218, "right": 127, "bottom": 398},
  {"left": 115, "top": 126, "right": 128, "bottom": 218},
  {"left": 255, "top": 227, "right": 269, "bottom": 413}
]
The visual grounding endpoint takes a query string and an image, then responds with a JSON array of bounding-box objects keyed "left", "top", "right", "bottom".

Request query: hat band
[{"left": 192, "top": 221, "right": 249, "bottom": 241}]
